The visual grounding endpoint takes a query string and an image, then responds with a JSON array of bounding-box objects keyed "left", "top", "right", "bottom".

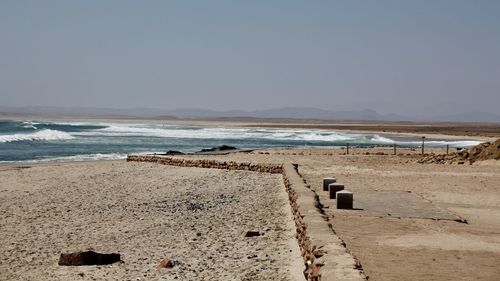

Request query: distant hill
[
  {"left": 0, "top": 106, "right": 499, "bottom": 123},
  {"left": 163, "top": 107, "right": 400, "bottom": 121},
  {"left": 0, "top": 106, "right": 177, "bottom": 120}
]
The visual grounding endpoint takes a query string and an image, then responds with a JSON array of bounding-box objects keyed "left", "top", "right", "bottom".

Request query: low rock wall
[{"left": 127, "top": 155, "right": 284, "bottom": 173}]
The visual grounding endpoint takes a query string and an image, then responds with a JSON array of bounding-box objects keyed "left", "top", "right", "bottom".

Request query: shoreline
[{"left": 0, "top": 146, "right": 470, "bottom": 166}]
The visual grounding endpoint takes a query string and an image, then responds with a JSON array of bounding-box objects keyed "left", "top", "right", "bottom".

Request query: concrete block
[
  {"left": 329, "top": 184, "right": 344, "bottom": 199},
  {"left": 323, "top": 177, "right": 336, "bottom": 191},
  {"left": 337, "top": 190, "right": 353, "bottom": 209}
]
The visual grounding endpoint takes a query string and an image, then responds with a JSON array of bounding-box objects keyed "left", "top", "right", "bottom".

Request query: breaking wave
[
  {"left": 0, "top": 129, "right": 75, "bottom": 143},
  {"left": 70, "top": 124, "right": 398, "bottom": 144},
  {"left": 0, "top": 153, "right": 128, "bottom": 163}
]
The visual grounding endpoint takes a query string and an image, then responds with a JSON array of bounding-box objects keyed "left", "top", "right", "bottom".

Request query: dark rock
[
  {"left": 166, "top": 150, "right": 184, "bottom": 155},
  {"left": 58, "top": 251, "right": 121, "bottom": 266},
  {"left": 199, "top": 145, "right": 237, "bottom": 153},
  {"left": 244, "top": 231, "right": 262, "bottom": 237},
  {"left": 153, "top": 150, "right": 184, "bottom": 156},
  {"left": 218, "top": 145, "right": 237, "bottom": 151},
  {"left": 312, "top": 246, "right": 326, "bottom": 258}
]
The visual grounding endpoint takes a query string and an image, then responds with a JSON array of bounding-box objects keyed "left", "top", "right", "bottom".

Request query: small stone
[{"left": 313, "top": 246, "right": 326, "bottom": 258}]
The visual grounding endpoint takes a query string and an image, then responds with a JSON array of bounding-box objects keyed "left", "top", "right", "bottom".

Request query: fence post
[
  {"left": 421, "top": 136, "right": 426, "bottom": 155},
  {"left": 346, "top": 143, "right": 350, "bottom": 155},
  {"left": 446, "top": 144, "right": 449, "bottom": 155},
  {"left": 393, "top": 143, "right": 396, "bottom": 155}
]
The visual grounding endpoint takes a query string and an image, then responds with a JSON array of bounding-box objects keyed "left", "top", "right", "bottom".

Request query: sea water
[{"left": 0, "top": 120, "right": 482, "bottom": 163}]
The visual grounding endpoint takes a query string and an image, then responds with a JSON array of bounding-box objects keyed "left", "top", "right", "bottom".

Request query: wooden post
[
  {"left": 421, "top": 136, "right": 426, "bottom": 155},
  {"left": 393, "top": 143, "right": 396, "bottom": 155},
  {"left": 346, "top": 143, "right": 350, "bottom": 155},
  {"left": 446, "top": 144, "right": 449, "bottom": 155}
]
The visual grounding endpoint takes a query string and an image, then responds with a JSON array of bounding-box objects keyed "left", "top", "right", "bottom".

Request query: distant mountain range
[{"left": 0, "top": 106, "right": 499, "bottom": 123}]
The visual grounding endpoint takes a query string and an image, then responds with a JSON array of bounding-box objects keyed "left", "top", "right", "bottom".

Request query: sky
[{"left": 0, "top": 0, "right": 499, "bottom": 116}]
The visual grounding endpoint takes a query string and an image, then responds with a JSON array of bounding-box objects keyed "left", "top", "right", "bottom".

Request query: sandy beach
[
  {"left": 0, "top": 161, "right": 302, "bottom": 280},
  {"left": 1, "top": 142, "right": 500, "bottom": 280}
]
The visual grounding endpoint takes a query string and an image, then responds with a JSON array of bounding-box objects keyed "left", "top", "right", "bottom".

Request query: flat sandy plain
[{"left": 0, "top": 161, "right": 302, "bottom": 280}]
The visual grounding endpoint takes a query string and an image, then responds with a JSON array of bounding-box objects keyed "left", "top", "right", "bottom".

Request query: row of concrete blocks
[{"left": 323, "top": 177, "right": 353, "bottom": 209}]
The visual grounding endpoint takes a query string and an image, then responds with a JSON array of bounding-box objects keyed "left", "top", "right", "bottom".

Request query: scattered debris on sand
[{"left": 418, "top": 139, "right": 500, "bottom": 164}]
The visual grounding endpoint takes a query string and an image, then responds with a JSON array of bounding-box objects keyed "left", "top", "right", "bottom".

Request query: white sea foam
[
  {"left": 65, "top": 122, "right": 484, "bottom": 147},
  {"left": 71, "top": 124, "right": 382, "bottom": 143},
  {"left": 0, "top": 153, "right": 128, "bottom": 163},
  {"left": 41, "top": 153, "right": 127, "bottom": 162},
  {"left": 73, "top": 125, "right": 265, "bottom": 139},
  {"left": 21, "top": 121, "right": 38, "bottom": 129},
  {"left": 371, "top": 135, "right": 396, "bottom": 144},
  {"left": 0, "top": 129, "right": 74, "bottom": 143},
  {"left": 398, "top": 140, "right": 483, "bottom": 148}
]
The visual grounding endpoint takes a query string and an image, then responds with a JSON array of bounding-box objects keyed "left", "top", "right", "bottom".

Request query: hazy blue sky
[{"left": 0, "top": 0, "right": 499, "bottom": 116}]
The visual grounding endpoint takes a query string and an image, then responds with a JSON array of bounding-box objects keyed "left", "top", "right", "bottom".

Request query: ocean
[{"left": 0, "top": 120, "right": 482, "bottom": 163}]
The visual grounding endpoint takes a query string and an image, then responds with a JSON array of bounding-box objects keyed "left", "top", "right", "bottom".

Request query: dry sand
[
  {"left": 172, "top": 146, "right": 500, "bottom": 281},
  {"left": 0, "top": 161, "right": 301, "bottom": 280},
  {"left": 2, "top": 144, "right": 500, "bottom": 281}
]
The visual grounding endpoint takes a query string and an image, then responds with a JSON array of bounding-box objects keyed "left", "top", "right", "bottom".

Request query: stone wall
[{"left": 127, "top": 155, "right": 284, "bottom": 173}]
